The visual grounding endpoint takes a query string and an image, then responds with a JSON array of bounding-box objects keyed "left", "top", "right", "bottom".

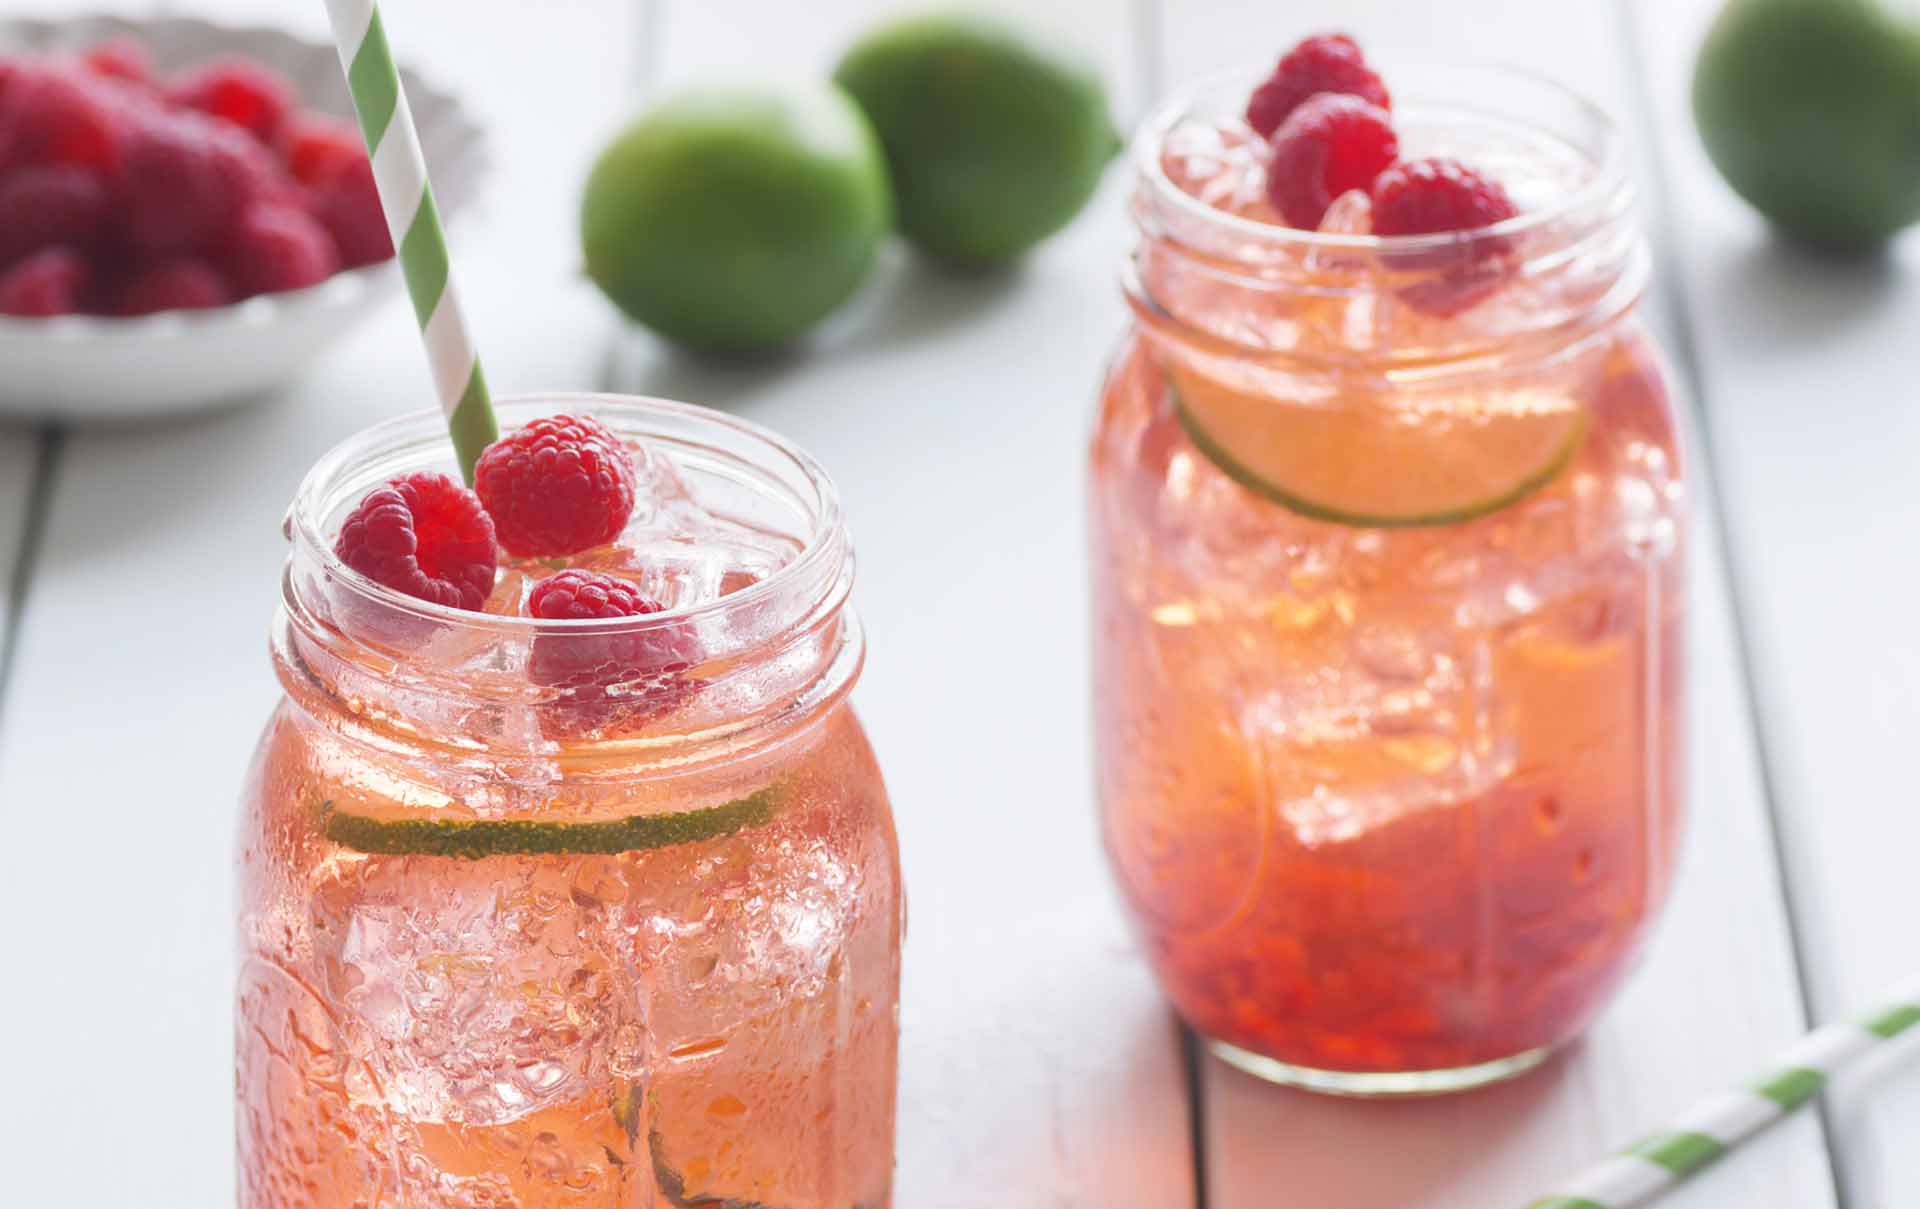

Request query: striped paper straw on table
[
  {"left": 1528, "top": 971, "right": 1920, "bottom": 1209},
  {"left": 321, "top": 0, "right": 497, "bottom": 482}
]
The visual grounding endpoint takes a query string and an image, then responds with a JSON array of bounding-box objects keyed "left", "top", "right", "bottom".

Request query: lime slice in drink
[
  {"left": 1170, "top": 367, "right": 1587, "bottom": 527},
  {"left": 320, "top": 784, "right": 781, "bottom": 859}
]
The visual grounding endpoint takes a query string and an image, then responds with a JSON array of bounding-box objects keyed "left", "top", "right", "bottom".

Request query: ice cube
[
  {"left": 1316, "top": 188, "right": 1374, "bottom": 236},
  {"left": 1162, "top": 118, "right": 1271, "bottom": 217},
  {"left": 315, "top": 857, "right": 627, "bottom": 1126}
]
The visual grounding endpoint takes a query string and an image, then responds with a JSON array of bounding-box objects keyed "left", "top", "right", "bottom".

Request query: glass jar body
[
  {"left": 236, "top": 689, "right": 901, "bottom": 1207},
  {"left": 1088, "top": 316, "right": 1686, "bottom": 1091}
]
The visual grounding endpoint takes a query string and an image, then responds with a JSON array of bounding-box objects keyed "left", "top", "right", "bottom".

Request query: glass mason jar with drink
[
  {"left": 1090, "top": 36, "right": 1687, "bottom": 1094},
  {"left": 237, "top": 396, "right": 901, "bottom": 1205}
]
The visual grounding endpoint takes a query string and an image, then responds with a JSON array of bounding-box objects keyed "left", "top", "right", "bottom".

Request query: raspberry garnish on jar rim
[
  {"left": 334, "top": 412, "right": 649, "bottom": 610},
  {"left": 1154, "top": 33, "right": 1583, "bottom": 530},
  {"left": 329, "top": 414, "right": 706, "bottom": 732},
  {"left": 475, "top": 411, "right": 639, "bottom": 559},
  {"left": 1243, "top": 33, "right": 1524, "bottom": 254}
]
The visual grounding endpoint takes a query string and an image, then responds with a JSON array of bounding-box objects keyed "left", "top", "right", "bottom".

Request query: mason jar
[
  {"left": 238, "top": 395, "right": 901, "bottom": 1204},
  {"left": 1089, "top": 64, "right": 1686, "bottom": 1094}
]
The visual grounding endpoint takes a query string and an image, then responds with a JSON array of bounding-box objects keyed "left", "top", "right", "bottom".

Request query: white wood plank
[
  {"left": 1157, "top": 4, "right": 1836, "bottom": 1206},
  {"left": 0, "top": 9, "right": 151, "bottom": 681},
  {"left": 634, "top": 3, "right": 1194, "bottom": 1207},
  {"left": 0, "top": 3, "right": 642, "bottom": 1204},
  {"left": 1629, "top": 0, "right": 1920, "bottom": 1203}
]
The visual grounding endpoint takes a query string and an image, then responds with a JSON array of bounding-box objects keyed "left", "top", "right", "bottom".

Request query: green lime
[
  {"left": 833, "top": 12, "right": 1118, "bottom": 263},
  {"left": 1693, "top": 0, "right": 1920, "bottom": 249},
  {"left": 320, "top": 784, "right": 781, "bottom": 858},
  {"left": 581, "top": 85, "right": 890, "bottom": 351},
  {"left": 1168, "top": 369, "right": 1588, "bottom": 528}
]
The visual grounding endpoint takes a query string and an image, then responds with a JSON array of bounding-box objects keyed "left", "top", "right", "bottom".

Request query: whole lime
[
  {"left": 1693, "top": 0, "right": 1920, "bottom": 249},
  {"left": 580, "top": 83, "right": 891, "bottom": 351},
  {"left": 833, "top": 12, "right": 1118, "bottom": 263}
]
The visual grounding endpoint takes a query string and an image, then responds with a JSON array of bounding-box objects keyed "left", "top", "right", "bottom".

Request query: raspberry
[
  {"left": 1, "top": 64, "right": 122, "bottom": 170},
  {"left": 1371, "top": 157, "right": 1520, "bottom": 236},
  {"left": 311, "top": 156, "right": 393, "bottom": 267},
  {"left": 226, "top": 202, "right": 339, "bottom": 297},
  {"left": 169, "top": 58, "right": 293, "bottom": 144},
  {"left": 0, "top": 246, "right": 89, "bottom": 316},
  {"left": 1246, "top": 33, "right": 1391, "bottom": 138},
  {"left": 115, "top": 111, "right": 299, "bottom": 259},
  {"left": 474, "top": 414, "right": 638, "bottom": 558},
  {"left": 278, "top": 114, "right": 365, "bottom": 187},
  {"left": 83, "top": 38, "right": 153, "bottom": 87},
  {"left": 1371, "top": 157, "right": 1522, "bottom": 315},
  {"left": 1264, "top": 93, "right": 1398, "bottom": 228},
  {"left": 0, "top": 164, "right": 112, "bottom": 264},
  {"left": 219, "top": 119, "right": 304, "bottom": 209},
  {"left": 527, "top": 570, "right": 699, "bottom": 735},
  {"left": 115, "top": 258, "right": 231, "bottom": 314},
  {"left": 116, "top": 115, "right": 230, "bottom": 253},
  {"left": 334, "top": 472, "right": 498, "bottom": 611}
]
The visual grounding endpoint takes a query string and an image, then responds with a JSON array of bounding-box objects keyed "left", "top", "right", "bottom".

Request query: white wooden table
[{"left": 0, "top": 1, "right": 1913, "bottom": 1205}]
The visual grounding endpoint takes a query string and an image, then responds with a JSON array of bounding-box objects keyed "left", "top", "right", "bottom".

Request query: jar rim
[
  {"left": 1131, "top": 57, "right": 1632, "bottom": 258},
  {"left": 287, "top": 392, "right": 849, "bottom": 642}
]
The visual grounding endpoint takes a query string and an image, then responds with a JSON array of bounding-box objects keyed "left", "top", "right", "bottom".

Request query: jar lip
[
  {"left": 288, "top": 392, "right": 848, "bottom": 638},
  {"left": 1132, "top": 57, "right": 1631, "bottom": 257}
]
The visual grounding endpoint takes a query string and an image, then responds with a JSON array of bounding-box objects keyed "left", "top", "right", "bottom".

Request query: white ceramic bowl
[{"left": 0, "top": 14, "right": 487, "bottom": 421}]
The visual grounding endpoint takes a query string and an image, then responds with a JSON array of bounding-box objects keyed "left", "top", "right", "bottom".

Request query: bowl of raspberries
[{"left": 0, "top": 14, "right": 485, "bottom": 419}]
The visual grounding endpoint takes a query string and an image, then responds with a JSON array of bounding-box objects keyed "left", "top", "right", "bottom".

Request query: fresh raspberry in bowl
[
  {"left": 0, "top": 246, "right": 89, "bottom": 316},
  {"left": 0, "top": 16, "right": 484, "bottom": 421},
  {"left": 114, "top": 258, "right": 231, "bottom": 315},
  {"left": 169, "top": 56, "right": 292, "bottom": 143},
  {"left": 278, "top": 114, "right": 364, "bottom": 187},
  {"left": 225, "top": 202, "right": 339, "bottom": 298},
  {"left": 0, "top": 32, "right": 400, "bottom": 319},
  {"left": 1, "top": 62, "right": 122, "bottom": 170},
  {"left": 0, "top": 163, "right": 112, "bottom": 264},
  {"left": 309, "top": 156, "right": 395, "bottom": 268},
  {"left": 80, "top": 37, "right": 152, "bottom": 88}
]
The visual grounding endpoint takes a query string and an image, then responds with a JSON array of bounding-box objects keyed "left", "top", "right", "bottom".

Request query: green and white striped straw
[
  {"left": 1528, "top": 972, "right": 1920, "bottom": 1209},
  {"left": 321, "top": 0, "right": 497, "bottom": 483}
]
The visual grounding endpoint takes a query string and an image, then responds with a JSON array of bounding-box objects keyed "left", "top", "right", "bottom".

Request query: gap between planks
[{"left": 0, "top": 426, "right": 63, "bottom": 735}]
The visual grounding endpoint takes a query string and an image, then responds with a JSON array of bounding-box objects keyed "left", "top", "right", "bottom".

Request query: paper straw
[
  {"left": 321, "top": 0, "right": 497, "bottom": 482},
  {"left": 1527, "top": 971, "right": 1920, "bottom": 1209}
]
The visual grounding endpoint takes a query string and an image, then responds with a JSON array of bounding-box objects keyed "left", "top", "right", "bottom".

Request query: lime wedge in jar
[
  {"left": 320, "top": 784, "right": 781, "bottom": 858},
  {"left": 1169, "top": 367, "right": 1587, "bottom": 528}
]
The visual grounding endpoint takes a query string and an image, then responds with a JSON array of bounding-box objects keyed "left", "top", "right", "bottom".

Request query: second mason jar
[
  {"left": 1089, "top": 63, "right": 1687, "bottom": 1094},
  {"left": 238, "top": 396, "right": 901, "bottom": 1205}
]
